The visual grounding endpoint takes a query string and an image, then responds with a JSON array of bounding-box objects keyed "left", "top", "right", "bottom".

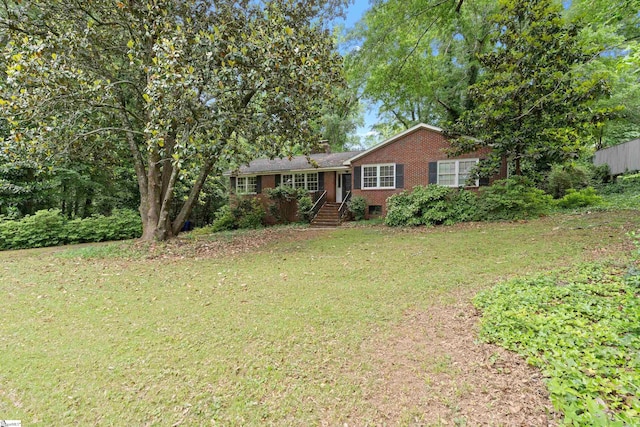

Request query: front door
[
  {"left": 342, "top": 173, "right": 352, "bottom": 196},
  {"left": 337, "top": 173, "right": 352, "bottom": 203}
]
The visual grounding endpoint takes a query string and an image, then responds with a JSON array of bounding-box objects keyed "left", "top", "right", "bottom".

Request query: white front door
[{"left": 336, "top": 172, "right": 343, "bottom": 203}]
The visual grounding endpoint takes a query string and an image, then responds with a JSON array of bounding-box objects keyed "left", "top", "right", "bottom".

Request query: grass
[{"left": 1, "top": 209, "right": 639, "bottom": 425}]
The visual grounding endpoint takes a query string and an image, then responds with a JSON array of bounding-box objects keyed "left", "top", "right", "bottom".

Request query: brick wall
[{"left": 351, "top": 126, "right": 496, "bottom": 217}]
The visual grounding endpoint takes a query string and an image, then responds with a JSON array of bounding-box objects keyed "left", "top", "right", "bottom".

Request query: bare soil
[{"left": 352, "top": 289, "right": 559, "bottom": 426}]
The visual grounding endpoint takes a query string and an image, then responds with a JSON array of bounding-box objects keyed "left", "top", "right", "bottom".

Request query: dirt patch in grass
[
  {"left": 352, "top": 289, "right": 558, "bottom": 426},
  {"left": 139, "top": 226, "right": 330, "bottom": 260}
]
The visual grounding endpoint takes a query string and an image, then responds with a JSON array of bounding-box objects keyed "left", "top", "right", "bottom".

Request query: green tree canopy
[
  {"left": 345, "top": 0, "right": 498, "bottom": 137},
  {"left": 1, "top": 0, "right": 345, "bottom": 240},
  {"left": 448, "top": 0, "right": 616, "bottom": 177}
]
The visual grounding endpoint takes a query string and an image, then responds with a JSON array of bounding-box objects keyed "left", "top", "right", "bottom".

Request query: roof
[
  {"left": 344, "top": 123, "right": 444, "bottom": 165},
  {"left": 234, "top": 150, "right": 363, "bottom": 175}
]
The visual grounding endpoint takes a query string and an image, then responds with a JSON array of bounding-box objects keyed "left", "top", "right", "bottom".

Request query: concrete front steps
[{"left": 310, "top": 202, "right": 342, "bottom": 227}]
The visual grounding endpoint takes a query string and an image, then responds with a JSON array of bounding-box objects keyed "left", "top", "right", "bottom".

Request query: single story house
[{"left": 229, "top": 123, "right": 504, "bottom": 223}]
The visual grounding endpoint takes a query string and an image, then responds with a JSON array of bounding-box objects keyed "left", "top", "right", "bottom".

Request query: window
[
  {"left": 437, "top": 159, "right": 479, "bottom": 187},
  {"left": 282, "top": 174, "right": 293, "bottom": 187},
  {"left": 306, "top": 173, "right": 318, "bottom": 191},
  {"left": 280, "top": 172, "right": 318, "bottom": 191},
  {"left": 237, "top": 176, "right": 257, "bottom": 194},
  {"left": 362, "top": 164, "right": 396, "bottom": 189},
  {"left": 368, "top": 205, "right": 382, "bottom": 216}
]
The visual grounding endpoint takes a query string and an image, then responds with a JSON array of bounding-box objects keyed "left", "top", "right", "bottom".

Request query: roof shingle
[{"left": 235, "top": 150, "right": 363, "bottom": 175}]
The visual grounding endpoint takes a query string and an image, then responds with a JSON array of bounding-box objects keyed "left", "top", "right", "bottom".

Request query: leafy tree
[
  {"left": 345, "top": 0, "right": 497, "bottom": 135},
  {"left": 0, "top": 0, "right": 345, "bottom": 240},
  {"left": 448, "top": 0, "right": 615, "bottom": 176},
  {"left": 567, "top": 0, "right": 640, "bottom": 147}
]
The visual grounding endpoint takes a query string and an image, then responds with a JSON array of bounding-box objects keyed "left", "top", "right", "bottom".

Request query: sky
[{"left": 333, "top": 1, "right": 380, "bottom": 142}]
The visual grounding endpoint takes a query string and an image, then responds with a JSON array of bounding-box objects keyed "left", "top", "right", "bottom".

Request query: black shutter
[
  {"left": 275, "top": 174, "right": 281, "bottom": 187},
  {"left": 354, "top": 166, "right": 361, "bottom": 189},
  {"left": 395, "top": 164, "right": 404, "bottom": 189},
  {"left": 318, "top": 172, "right": 324, "bottom": 191},
  {"left": 256, "top": 176, "right": 262, "bottom": 193},
  {"left": 428, "top": 162, "right": 438, "bottom": 184},
  {"left": 230, "top": 176, "right": 236, "bottom": 193},
  {"left": 479, "top": 177, "right": 490, "bottom": 187}
]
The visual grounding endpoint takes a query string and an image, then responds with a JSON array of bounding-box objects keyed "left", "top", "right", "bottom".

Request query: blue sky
[{"left": 333, "top": 1, "right": 380, "bottom": 141}]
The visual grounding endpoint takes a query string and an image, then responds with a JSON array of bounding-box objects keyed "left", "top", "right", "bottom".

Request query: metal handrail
[
  {"left": 309, "top": 190, "right": 327, "bottom": 221},
  {"left": 338, "top": 190, "right": 351, "bottom": 220}
]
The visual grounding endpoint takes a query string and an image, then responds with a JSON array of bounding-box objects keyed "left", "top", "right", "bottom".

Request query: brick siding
[{"left": 351, "top": 126, "right": 498, "bottom": 217}]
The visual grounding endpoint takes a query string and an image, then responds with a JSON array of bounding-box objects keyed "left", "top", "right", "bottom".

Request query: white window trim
[
  {"left": 362, "top": 163, "right": 396, "bottom": 190},
  {"left": 236, "top": 175, "right": 258, "bottom": 194},
  {"left": 437, "top": 159, "right": 479, "bottom": 187},
  {"left": 280, "top": 172, "right": 319, "bottom": 191}
]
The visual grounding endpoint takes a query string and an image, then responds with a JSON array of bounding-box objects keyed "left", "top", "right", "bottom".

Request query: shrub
[
  {"left": 385, "top": 185, "right": 477, "bottom": 227},
  {"left": 296, "top": 195, "right": 314, "bottom": 223},
  {"left": 233, "top": 199, "right": 265, "bottom": 229},
  {"left": 590, "top": 163, "right": 611, "bottom": 184},
  {"left": 265, "top": 186, "right": 308, "bottom": 223},
  {"left": 597, "top": 172, "right": 640, "bottom": 195},
  {"left": 210, "top": 205, "right": 236, "bottom": 232},
  {"left": 347, "top": 195, "right": 367, "bottom": 221},
  {"left": 556, "top": 187, "right": 602, "bottom": 209},
  {"left": 546, "top": 162, "right": 592, "bottom": 198},
  {"left": 618, "top": 172, "right": 640, "bottom": 187},
  {"left": 0, "top": 209, "right": 141, "bottom": 250},
  {"left": 476, "top": 177, "right": 553, "bottom": 221}
]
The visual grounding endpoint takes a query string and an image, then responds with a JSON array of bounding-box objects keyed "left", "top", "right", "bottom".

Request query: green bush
[
  {"left": 546, "top": 162, "right": 592, "bottom": 198},
  {"left": 0, "top": 209, "right": 141, "bottom": 250},
  {"left": 590, "top": 163, "right": 611, "bottom": 184},
  {"left": 556, "top": 187, "right": 602, "bottom": 209},
  {"left": 618, "top": 172, "right": 640, "bottom": 187},
  {"left": 296, "top": 195, "right": 314, "bottom": 223},
  {"left": 385, "top": 185, "right": 478, "bottom": 227},
  {"left": 597, "top": 172, "right": 640, "bottom": 195},
  {"left": 347, "top": 195, "right": 367, "bottom": 221},
  {"left": 210, "top": 205, "right": 236, "bottom": 232},
  {"left": 476, "top": 177, "right": 553, "bottom": 221},
  {"left": 210, "top": 199, "right": 265, "bottom": 232},
  {"left": 265, "top": 186, "right": 308, "bottom": 223},
  {"left": 234, "top": 198, "right": 265, "bottom": 229}
]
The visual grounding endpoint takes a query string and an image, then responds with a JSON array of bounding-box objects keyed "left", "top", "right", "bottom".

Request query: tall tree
[
  {"left": 345, "top": 0, "right": 497, "bottom": 136},
  {"left": 448, "top": 0, "right": 614, "bottom": 176},
  {"left": 567, "top": 0, "right": 640, "bottom": 147},
  {"left": 0, "top": 0, "right": 345, "bottom": 240}
]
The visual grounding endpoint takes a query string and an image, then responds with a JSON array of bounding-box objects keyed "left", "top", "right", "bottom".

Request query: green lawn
[{"left": 1, "top": 210, "right": 639, "bottom": 425}]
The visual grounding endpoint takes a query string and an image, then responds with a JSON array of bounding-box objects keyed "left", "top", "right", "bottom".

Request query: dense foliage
[
  {"left": 345, "top": 0, "right": 497, "bottom": 134},
  {"left": 385, "top": 185, "right": 477, "bottom": 227},
  {"left": 210, "top": 199, "right": 266, "bottom": 232},
  {"left": 347, "top": 195, "right": 367, "bottom": 221},
  {"left": 475, "top": 259, "right": 640, "bottom": 425},
  {"left": 556, "top": 187, "right": 603, "bottom": 209},
  {"left": 1, "top": 0, "right": 345, "bottom": 241},
  {"left": 546, "top": 163, "right": 594, "bottom": 199},
  {"left": 0, "top": 209, "right": 141, "bottom": 250},
  {"left": 449, "top": 0, "right": 614, "bottom": 177},
  {"left": 265, "top": 186, "right": 310, "bottom": 224},
  {"left": 475, "top": 178, "right": 553, "bottom": 220},
  {"left": 347, "top": 0, "right": 638, "bottom": 153}
]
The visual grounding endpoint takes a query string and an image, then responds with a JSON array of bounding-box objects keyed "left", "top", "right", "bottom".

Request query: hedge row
[
  {"left": 0, "top": 209, "right": 142, "bottom": 250},
  {"left": 385, "top": 177, "right": 603, "bottom": 227}
]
